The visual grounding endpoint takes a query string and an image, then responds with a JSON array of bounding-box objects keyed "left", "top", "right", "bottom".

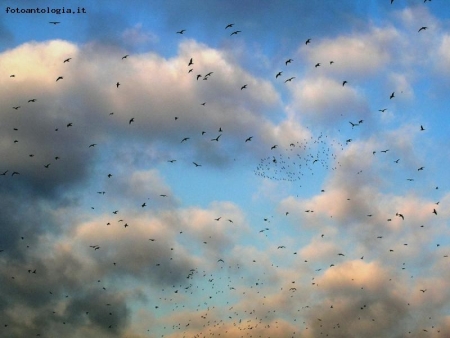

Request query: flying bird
[
  {"left": 116, "top": 82, "right": 120, "bottom": 88},
  {"left": 122, "top": 55, "right": 129, "bottom": 59},
  {"left": 390, "top": 92, "right": 395, "bottom": 99},
  {"left": 342, "top": 81, "right": 347, "bottom": 86},
  {"left": 285, "top": 58, "right": 293, "bottom": 65},
  {"left": 177, "top": 29, "right": 186, "bottom": 34},
  {"left": 211, "top": 134, "right": 222, "bottom": 141},
  {"left": 188, "top": 58, "right": 193, "bottom": 66},
  {"left": 276, "top": 71, "right": 282, "bottom": 78},
  {"left": 418, "top": 26, "right": 428, "bottom": 32},
  {"left": 49, "top": 21, "right": 60, "bottom": 25},
  {"left": 63, "top": 58, "right": 72, "bottom": 63},
  {"left": 315, "top": 63, "right": 321, "bottom": 68},
  {"left": 56, "top": 76, "right": 63, "bottom": 81},
  {"left": 245, "top": 136, "right": 253, "bottom": 142},
  {"left": 284, "top": 77, "right": 295, "bottom": 83},
  {"left": 129, "top": 118, "right": 134, "bottom": 124},
  {"left": 225, "top": 23, "right": 234, "bottom": 29},
  {"left": 193, "top": 162, "right": 201, "bottom": 167},
  {"left": 181, "top": 137, "right": 189, "bottom": 143},
  {"left": 305, "top": 38, "right": 311, "bottom": 44},
  {"left": 230, "top": 30, "right": 241, "bottom": 36},
  {"left": 241, "top": 84, "right": 247, "bottom": 90}
]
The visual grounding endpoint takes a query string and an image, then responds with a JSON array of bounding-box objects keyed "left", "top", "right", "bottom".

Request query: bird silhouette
[
  {"left": 177, "top": 29, "right": 186, "bottom": 34},
  {"left": 225, "top": 24, "right": 234, "bottom": 29},
  {"left": 63, "top": 58, "right": 71, "bottom": 63},
  {"left": 230, "top": 30, "right": 241, "bottom": 36},
  {"left": 241, "top": 84, "right": 247, "bottom": 90},
  {"left": 390, "top": 92, "right": 395, "bottom": 99},
  {"left": 129, "top": 118, "right": 134, "bottom": 124},
  {"left": 285, "top": 58, "right": 293, "bottom": 65},
  {"left": 305, "top": 38, "right": 311, "bottom": 44},
  {"left": 418, "top": 27, "right": 428, "bottom": 32},
  {"left": 122, "top": 55, "right": 129, "bottom": 59}
]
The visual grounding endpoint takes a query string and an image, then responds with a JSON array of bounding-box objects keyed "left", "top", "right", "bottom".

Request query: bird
[
  {"left": 28, "top": 99, "right": 36, "bottom": 102},
  {"left": 379, "top": 108, "right": 387, "bottom": 112},
  {"left": 11, "top": 172, "right": 20, "bottom": 176},
  {"left": 305, "top": 38, "right": 311, "bottom": 44},
  {"left": 342, "top": 81, "right": 347, "bottom": 86},
  {"left": 241, "top": 84, "right": 247, "bottom": 90},
  {"left": 211, "top": 134, "right": 222, "bottom": 141},
  {"left": 49, "top": 21, "right": 60, "bottom": 25},
  {"left": 271, "top": 145, "right": 277, "bottom": 150},
  {"left": 63, "top": 58, "right": 72, "bottom": 63},
  {"left": 176, "top": 29, "right": 186, "bottom": 34},
  {"left": 89, "top": 144, "right": 96, "bottom": 148},
  {"left": 284, "top": 77, "right": 295, "bottom": 83},
  {"left": 285, "top": 59, "right": 293, "bottom": 65},
  {"left": 420, "top": 289, "right": 427, "bottom": 293},
  {"left": 129, "top": 118, "right": 134, "bottom": 124},
  {"left": 276, "top": 71, "right": 282, "bottom": 78},
  {"left": 122, "top": 55, "right": 129, "bottom": 60},
  {"left": 245, "top": 136, "right": 253, "bottom": 142},
  {"left": 181, "top": 137, "right": 189, "bottom": 143},
  {"left": 396, "top": 213, "right": 404, "bottom": 220},
  {"left": 1, "top": 170, "right": 8, "bottom": 176},
  {"left": 390, "top": 92, "right": 395, "bottom": 99},
  {"left": 433, "top": 209, "right": 437, "bottom": 215},
  {"left": 417, "top": 167, "right": 424, "bottom": 171},
  {"left": 230, "top": 30, "right": 241, "bottom": 36},
  {"left": 188, "top": 58, "right": 193, "bottom": 66},
  {"left": 116, "top": 82, "right": 120, "bottom": 88},
  {"left": 315, "top": 63, "right": 321, "bottom": 68},
  {"left": 56, "top": 76, "right": 63, "bottom": 81},
  {"left": 193, "top": 162, "right": 201, "bottom": 167},
  {"left": 225, "top": 24, "right": 234, "bottom": 29},
  {"left": 67, "top": 123, "right": 73, "bottom": 127},
  {"left": 420, "top": 125, "right": 425, "bottom": 131},
  {"left": 418, "top": 27, "right": 428, "bottom": 32},
  {"left": 214, "top": 217, "right": 221, "bottom": 221},
  {"left": 12, "top": 106, "right": 20, "bottom": 110}
]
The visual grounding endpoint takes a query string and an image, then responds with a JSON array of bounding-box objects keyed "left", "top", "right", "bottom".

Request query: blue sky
[{"left": 1, "top": 0, "right": 450, "bottom": 337}]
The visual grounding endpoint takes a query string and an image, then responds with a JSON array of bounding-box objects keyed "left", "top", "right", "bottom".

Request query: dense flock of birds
[{"left": 0, "top": 1, "right": 447, "bottom": 337}]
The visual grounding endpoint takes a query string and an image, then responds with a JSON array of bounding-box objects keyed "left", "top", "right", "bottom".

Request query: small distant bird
[
  {"left": 12, "top": 106, "right": 20, "bottom": 110},
  {"left": 276, "top": 71, "right": 282, "bottom": 78},
  {"left": 225, "top": 24, "right": 234, "bottom": 29},
  {"left": 63, "top": 58, "right": 72, "bottom": 63},
  {"left": 129, "top": 118, "right": 134, "bottom": 124},
  {"left": 330, "top": 60, "right": 334, "bottom": 64},
  {"left": 379, "top": 108, "right": 387, "bottom": 112},
  {"left": 89, "top": 144, "right": 96, "bottom": 148},
  {"left": 122, "top": 55, "right": 129, "bottom": 60},
  {"left": 433, "top": 209, "right": 437, "bottom": 215},
  {"left": 188, "top": 58, "right": 193, "bottom": 66},
  {"left": 245, "top": 136, "right": 253, "bottom": 142},
  {"left": 56, "top": 76, "right": 63, "bottom": 81},
  {"left": 417, "top": 167, "right": 424, "bottom": 171},
  {"left": 342, "top": 81, "right": 347, "bottom": 86},
  {"left": 271, "top": 145, "right": 277, "bottom": 150},
  {"left": 420, "top": 125, "right": 425, "bottom": 131},
  {"left": 214, "top": 217, "right": 221, "bottom": 221},
  {"left": 420, "top": 289, "right": 427, "bottom": 293},
  {"left": 418, "top": 27, "right": 428, "bottom": 32},
  {"left": 67, "top": 123, "right": 73, "bottom": 127},
  {"left": 241, "top": 84, "right": 247, "bottom": 90},
  {"left": 315, "top": 63, "right": 321, "bottom": 68},
  {"left": 196, "top": 74, "right": 202, "bottom": 80},
  {"left": 193, "top": 162, "right": 201, "bottom": 167},
  {"left": 49, "top": 21, "right": 60, "bottom": 25},
  {"left": 181, "top": 137, "right": 189, "bottom": 143},
  {"left": 285, "top": 77, "right": 295, "bottom": 83},
  {"left": 305, "top": 38, "right": 311, "bottom": 44},
  {"left": 28, "top": 99, "right": 36, "bottom": 102},
  {"left": 10, "top": 74, "right": 15, "bottom": 77},
  {"left": 116, "top": 82, "right": 120, "bottom": 88},
  {"left": 177, "top": 29, "right": 186, "bottom": 34},
  {"left": 390, "top": 92, "right": 395, "bottom": 99},
  {"left": 211, "top": 134, "right": 222, "bottom": 141},
  {"left": 230, "top": 30, "right": 241, "bottom": 36},
  {"left": 285, "top": 59, "right": 293, "bottom": 65}
]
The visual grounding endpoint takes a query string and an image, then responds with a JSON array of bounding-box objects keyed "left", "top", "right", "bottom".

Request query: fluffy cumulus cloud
[{"left": 1, "top": 1, "right": 450, "bottom": 337}]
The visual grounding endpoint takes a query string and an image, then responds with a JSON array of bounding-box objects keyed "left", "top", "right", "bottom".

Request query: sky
[{"left": 1, "top": 0, "right": 450, "bottom": 337}]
